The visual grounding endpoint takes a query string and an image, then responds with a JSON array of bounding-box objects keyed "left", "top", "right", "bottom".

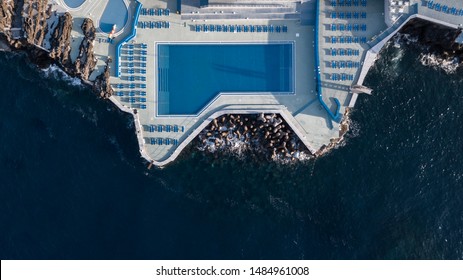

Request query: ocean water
[{"left": 0, "top": 41, "right": 462, "bottom": 259}]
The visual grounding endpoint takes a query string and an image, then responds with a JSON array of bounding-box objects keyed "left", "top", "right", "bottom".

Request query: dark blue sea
[{"left": 0, "top": 41, "right": 462, "bottom": 259}]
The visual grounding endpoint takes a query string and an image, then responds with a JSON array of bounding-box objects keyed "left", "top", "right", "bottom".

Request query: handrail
[
  {"left": 115, "top": 0, "right": 143, "bottom": 78},
  {"left": 314, "top": 0, "right": 341, "bottom": 122}
]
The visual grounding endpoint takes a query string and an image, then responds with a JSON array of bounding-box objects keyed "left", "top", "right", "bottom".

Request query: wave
[
  {"left": 393, "top": 32, "right": 461, "bottom": 74},
  {"left": 41, "top": 64, "right": 83, "bottom": 86},
  {"left": 419, "top": 53, "right": 460, "bottom": 74},
  {"left": 197, "top": 134, "right": 312, "bottom": 164}
]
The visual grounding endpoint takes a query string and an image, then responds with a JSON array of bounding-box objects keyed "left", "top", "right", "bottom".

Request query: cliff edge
[{"left": 0, "top": 0, "right": 111, "bottom": 96}]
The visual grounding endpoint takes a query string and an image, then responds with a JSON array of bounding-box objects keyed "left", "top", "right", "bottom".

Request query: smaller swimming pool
[
  {"left": 99, "top": 0, "right": 128, "bottom": 33},
  {"left": 63, "top": 0, "right": 86, "bottom": 9}
]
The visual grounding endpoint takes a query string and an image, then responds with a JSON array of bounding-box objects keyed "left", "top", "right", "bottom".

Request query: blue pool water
[
  {"left": 99, "top": 0, "right": 128, "bottom": 33},
  {"left": 63, "top": 0, "right": 86, "bottom": 9},
  {"left": 157, "top": 43, "right": 294, "bottom": 115}
]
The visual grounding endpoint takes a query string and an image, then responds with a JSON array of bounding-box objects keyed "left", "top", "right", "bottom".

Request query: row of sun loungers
[
  {"left": 195, "top": 24, "right": 287, "bottom": 33},
  {"left": 117, "top": 43, "right": 148, "bottom": 109},
  {"left": 138, "top": 21, "right": 170, "bottom": 29},
  {"left": 331, "top": 0, "right": 367, "bottom": 7},
  {"left": 140, "top": 8, "right": 170, "bottom": 16},
  {"left": 115, "top": 91, "right": 147, "bottom": 97},
  {"left": 134, "top": 104, "right": 147, "bottom": 109},
  {"left": 124, "top": 56, "right": 147, "bottom": 62},
  {"left": 148, "top": 125, "right": 185, "bottom": 133},
  {"left": 330, "top": 36, "right": 367, "bottom": 44},
  {"left": 126, "top": 68, "right": 146, "bottom": 74},
  {"left": 330, "top": 48, "right": 361, "bottom": 56},
  {"left": 120, "top": 97, "right": 147, "bottom": 103},
  {"left": 122, "top": 50, "right": 147, "bottom": 55},
  {"left": 126, "top": 76, "right": 146, "bottom": 82},
  {"left": 425, "top": 1, "right": 463, "bottom": 15},
  {"left": 331, "top": 23, "right": 367, "bottom": 32},
  {"left": 123, "top": 62, "right": 147, "bottom": 68},
  {"left": 330, "top": 11, "right": 367, "bottom": 19},
  {"left": 331, "top": 73, "right": 355, "bottom": 81},
  {"left": 115, "top": 83, "right": 147, "bottom": 89},
  {"left": 331, "top": 61, "right": 361, "bottom": 68},
  {"left": 148, "top": 138, "right": 179, "bottom": 146},
  {"left": 123, "top": 43, "right": 147, "bottom": 49}
]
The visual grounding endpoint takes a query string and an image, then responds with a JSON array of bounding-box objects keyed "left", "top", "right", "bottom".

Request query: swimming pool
[
  {"left": 63, "top": 0, "right": 86, "bottom": 8},
  {"left": 157, "top": 43, "right": 294, "bottom": 115},
  {"left": 99, "top": 0, "right": 128, "bottom": 33}
]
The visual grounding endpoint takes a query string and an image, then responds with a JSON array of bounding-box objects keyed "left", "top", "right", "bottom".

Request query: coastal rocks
[
  {"left": 315, "top": 108, "right": 351, "bottom": 157},
  {"left": 1, "top": 0, "right": 111, "bottom": 98},
  {"left": 74, "top": 18, "right": 97, "bottom": 80},
  {"left": 399, "top": 18, "right": 463, "bottom": 72},
  {"left": 0, "top": 0, "right": 16, "bottom": 32},
  {"left": 400, "top": 19, "right": 462, "bottom": 54},
  {"left": 49, "top": 12, "right": 73, "bottom": 69},
  {"left": 23, "top": 0, "right": 52, "bottom": 46},
  {"left": 197, "top": 114, "right": 312, "bottom": 163},
  {"left": 93, "top": 58, "right": 114, "bottom": 98}
]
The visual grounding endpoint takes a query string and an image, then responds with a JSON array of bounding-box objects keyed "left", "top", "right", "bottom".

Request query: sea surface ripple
[{"left": 0, "top": 42, "right": 462, "bottom": 259}]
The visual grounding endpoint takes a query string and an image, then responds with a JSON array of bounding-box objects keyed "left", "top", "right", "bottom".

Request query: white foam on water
[
  {"left": 41, "top": 64, "right": 83, "bottom": 86},
  {"left": 419, "top": 53, "right": 460, "bottom": 74}
]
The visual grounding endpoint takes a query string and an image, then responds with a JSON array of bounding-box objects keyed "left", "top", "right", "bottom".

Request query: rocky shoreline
[
  {"left": 399, "top": 18, "right": 463, "bottom": 72},
  {"left": 197, "top": 113, "right": 312, "bottom": 162},
  {"left": 0, "top": 0, "right": 349, "bottom": 164},
  {"left": 5, "top": 2, "right": 460, "bottom": 164},
  {"left": 196, "top": 110, "right": 352, "bottom": 163},
  {"left": 0, "top": 0, "right": 111, "bottom": 97}
]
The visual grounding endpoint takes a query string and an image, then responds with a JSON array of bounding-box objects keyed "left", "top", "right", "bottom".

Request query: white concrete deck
[
  {"left": 51, "top": 0, "right": 463, "bottom": 167},
  {"left": 105, "top": 0, "right": 341, "bottom": 166}
]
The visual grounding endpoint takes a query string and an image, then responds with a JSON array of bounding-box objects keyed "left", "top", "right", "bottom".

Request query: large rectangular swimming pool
[{"left": 157, "top": 43, "right": 294, "bottom": 115}]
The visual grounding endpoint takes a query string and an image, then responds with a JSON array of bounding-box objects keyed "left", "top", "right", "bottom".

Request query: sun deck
[{"left": 54, "top": 0, "right": 463, "bottom": 167}]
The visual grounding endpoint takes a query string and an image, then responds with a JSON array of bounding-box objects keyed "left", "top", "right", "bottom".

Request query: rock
[
  {"left": 49, "top": 12, "right": 73, "bottom": 69},
  {"left": 74, "top": 18, "right": 97, "bottom": 80},
  {"left": 93, "top": 58, "right": 113, "bottom": 98}
]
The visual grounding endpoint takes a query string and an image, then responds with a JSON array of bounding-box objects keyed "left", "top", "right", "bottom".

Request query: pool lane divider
[
  {"left": 115, "top": 0, "right": 143, "bottom": 78},
  {"left": 314, "top": 0, "right": 342, "bottom": 122}
]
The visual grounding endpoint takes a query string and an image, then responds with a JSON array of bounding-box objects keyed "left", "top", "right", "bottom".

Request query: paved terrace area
[
  {"left": 105, "top": 0, "right": 348, "bottom": 166},
  {"left": 316, "top": 0, "right": 387, "bottom": 113},
  {"left": 52, "top": 0, "right": 463, "bottom": 167}
]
